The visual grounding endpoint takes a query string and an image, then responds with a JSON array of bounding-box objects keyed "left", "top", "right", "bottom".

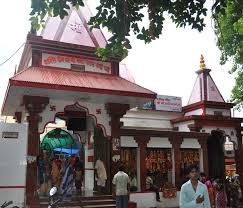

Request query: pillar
[
  {"left": 169, "top": 136, "right": 183, "bottom": 189},
  {"left": 24, "top": 95, "right": 49, "bottom": 207},
  {"left": 134, "top": 136, "right": 150, "bottom": 191},
  {"left": 106, "top": 103, "right": 130, "bottom": 189},
  {"left": 198, "top": 137, "right": 209, "bottom": 177}
]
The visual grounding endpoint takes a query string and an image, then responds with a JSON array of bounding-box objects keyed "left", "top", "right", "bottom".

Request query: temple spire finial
[{"left": 200, "top": 54, "right": 206, "bottom": 70}]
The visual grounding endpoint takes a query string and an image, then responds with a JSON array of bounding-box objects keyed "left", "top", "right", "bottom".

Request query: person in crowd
[
  {"left": 60, "top": 157, "right": 74, "bottom": 201},
  {"left": 51, "top": 157, "right": 61, "bottom": 188},
  {"left": 95, "top": 158, "right": 107, "bottom": 194},
  {"left": 215, "top": 182, "right": 227, "bottom": 208},
  {"left": 75, "top": 166, "right": 82, "bottom": 192},
  {"left": 37, "top": 155, "right": 48, "bottom": 196},
  {"left": 146, "top": 172, "right": 161, "bottom": 202},
  {"left": 225, "top": 177, "right": 231, "bottom": 207},
  {"left": 180, "top": 164, "right": 210, "bottom": 208},
  {"left": 112, "top": 164, "right": 130, "bottom": 208},
  {"left": 229, "top": 176, "right": 241, "bottom": 208},
  {"left": 205, "top": 177, "right": 214, "bottom": 208},
  {"left": 129, "top": 171, "right": 137, "bottom": 192},
  {"left": 200, "top": 172, "right": 206, "bottom": 184},
  {"left": 180, "top": 167, "right": 190, "bottom": 187}
]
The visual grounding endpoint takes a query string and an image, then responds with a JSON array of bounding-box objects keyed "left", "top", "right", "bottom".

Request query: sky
[{"left": 0, "top": 0, "right": 242, "bottom": 117}]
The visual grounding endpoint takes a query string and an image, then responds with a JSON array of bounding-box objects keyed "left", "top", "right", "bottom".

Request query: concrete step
[
  {"left": 80, "top": 195, "right": 113, "bottom": 201},
  {"left": 82, "top": 204, "right": 116, "bottom": 208},
  {"left": 81, "top": 199, "right": 115, "bottom": 205}
]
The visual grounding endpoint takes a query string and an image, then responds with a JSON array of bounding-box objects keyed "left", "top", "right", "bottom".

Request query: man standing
[
  {"left": 95, "top": 158, "right": 107, "bottom": 194},
  {"left": 180, "top": 164, "right": 210, "bottom": 208},
  {"left": 112, "top": 165, "right": 130, "bottom": 208}
]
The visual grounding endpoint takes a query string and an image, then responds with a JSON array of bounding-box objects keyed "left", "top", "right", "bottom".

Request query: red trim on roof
[
  {"left": 27, "top": 34, "right": 121, "bottom": 62},
  {"left": 9, "top": 67, "right": 156, "bottom": 99},
  {"left": 183, "top": 101, "right": 235, "bottom": 113},
  {"left": 171, "top": 115, "right": 243, "bottom": 125},
  {"left": 10, "top": 80, "right": 155, "bottom": 98}
]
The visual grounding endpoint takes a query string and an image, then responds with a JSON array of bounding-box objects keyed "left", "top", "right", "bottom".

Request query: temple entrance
[
  {"left": 207, "top": 130, "right": 225, "bottom": 180},
  {"left": 38, "top": 104, "right": 110, "bottom": 198},
  {"left": 93, "top": 127, "right": 111, "bottom": 194}
]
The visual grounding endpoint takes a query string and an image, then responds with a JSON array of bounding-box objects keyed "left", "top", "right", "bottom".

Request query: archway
[
  {"left": 207, "top": 130, "right": 225, "bottom": 180},
  {"left": 38, "top": 102, "right": 110, "bottom": 196}
]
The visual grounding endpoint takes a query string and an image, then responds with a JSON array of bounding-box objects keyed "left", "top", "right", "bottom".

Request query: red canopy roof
[{"left": 10, "top": 67, "right": 156, "bottom": 98}]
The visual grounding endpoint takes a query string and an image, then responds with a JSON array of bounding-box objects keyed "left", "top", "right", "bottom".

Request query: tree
[
  {"left": 30, "top": 0, "right": 242, "bottom": 107},
  {"left": 213, "top": 0, "right": 243, "bottom": 109},
  {"left": 30, "top": 0, "right": 208, "bottom": 58}
]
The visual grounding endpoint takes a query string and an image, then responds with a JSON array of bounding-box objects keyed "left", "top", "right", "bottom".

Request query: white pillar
[
  {"left": 199, "top": 148, "right": 204, "bottom": 172},
  {"left": 84, "top": 144, "right": 94, "bottom": 191}
]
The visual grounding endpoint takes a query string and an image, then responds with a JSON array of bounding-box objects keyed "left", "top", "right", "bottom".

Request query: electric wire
[{"left": 0, "top": 42, "right": 25, "bottom": 67}]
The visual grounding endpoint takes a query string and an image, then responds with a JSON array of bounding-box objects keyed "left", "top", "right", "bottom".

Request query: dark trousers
[
  {"left": 147, "top": 186, "right": 160, "bottom": 201},
  {"left": 116, "top": 195, "right": 128, "bottom": 208}
]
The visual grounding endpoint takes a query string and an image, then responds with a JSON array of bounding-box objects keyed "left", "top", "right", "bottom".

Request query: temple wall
[
  {"left": 121, "top": 109, "right": 182, "bottom": 130},
  {"left": 38, "top": 99, "right": 111, "bottom": 136},
  {"left": 202, "top": 126, "right": 238, "bottom": 147},
  {"left": 205, "top": 108, "right": 231, "bottom": 116},
  {"left": 120, "top": 136, "right": 137, "bottom": 147},
  {"left": 147, "top": 137, "right": 172, "bottom": 148},
  {"left": 184, "top": 108, "right": 203, "bottom": 116},
  {"left": 173, "top": 121, "right": 194, "bottom": 132},
  {"left": 180, "top": 138, "right": 201, "bottom": 149}
]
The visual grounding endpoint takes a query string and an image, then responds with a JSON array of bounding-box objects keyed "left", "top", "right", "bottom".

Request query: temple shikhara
[{"left": 1, "top": 2, "right": 243, "bottom": 208}]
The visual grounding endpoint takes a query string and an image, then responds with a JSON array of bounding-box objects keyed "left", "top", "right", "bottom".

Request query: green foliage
[
  {"left": 30, "top": 0, "right": 208, "bottom": 59},
  {"left": 214, "top": 0, "right": 243, "bottom": 108},
  {"left": 29, "top": 0, "right": 242, "bottom": 107},
  {"left": 231, "top": 69, "right": 243, "bottom": 109}
]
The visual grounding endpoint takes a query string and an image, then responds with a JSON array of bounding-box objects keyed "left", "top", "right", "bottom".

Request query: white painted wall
[
  {"left": 42, "top": 52, "right": 112, "bottom": 74},
  {"left": 0, "top": 123, "right": 28, "bottom": 207},
  {"left": 180, "top": 138, "right": 201, "bottom": 149},
  {"left": 84, "top": 145, "right": 94, "bottom": 191},
  {"left": 173, "top": 121, "right": 194, "bottom": 132},
  {"left": 205, "top": 108, "right": 231, "bottom": 116},
  {"left": 39, "top": 99, "right": 111, "bottom": 137},
  {"left": 121, "top": 108, "right": 182, "bottom": 130},
  {"left": 201, "top": 126, "right": 239, "bottom": 148},
  {"left": 84, "top": 117, "right": 95, "bottom": 191},
  {"left": 147, "top": 137, "right": 172, "bottom": 148},
  {"left": 184, "top": 108, "right": 203, "bottom": 116},
  {"left": 120, "top": 136, "right": 137, "bottom": 147}
]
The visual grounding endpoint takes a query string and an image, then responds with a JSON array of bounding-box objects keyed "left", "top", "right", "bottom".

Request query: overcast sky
[{"left": 0, "top": 0, "right": 242, "bottom": 117}]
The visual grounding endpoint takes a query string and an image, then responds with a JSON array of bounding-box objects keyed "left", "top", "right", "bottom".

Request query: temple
[{"left": 1, "top": 2, "right": 242, "bottom": 207}]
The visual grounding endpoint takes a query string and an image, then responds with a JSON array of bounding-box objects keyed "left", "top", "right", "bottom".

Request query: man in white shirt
[
  {"left": 95, "top": 159, "right": 107, "bottom": 194},
  {"left": 180, "top": 164, "right": 210, "bottom": 208},
  {"left": 112, "top": 165, "right": 130, "bottom": 208}
]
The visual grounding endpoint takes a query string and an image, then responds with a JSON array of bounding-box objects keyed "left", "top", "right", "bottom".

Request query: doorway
[
  {"left": 207, "top": 130, "right": 225, "bottom": 180},
  {"left": 93, "top": 127, "right": 111, "bottom": 194}
]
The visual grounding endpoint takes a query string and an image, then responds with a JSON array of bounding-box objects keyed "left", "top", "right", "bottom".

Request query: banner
[{"left": 155, "top": 95, "right": 182, "bottom": 112}]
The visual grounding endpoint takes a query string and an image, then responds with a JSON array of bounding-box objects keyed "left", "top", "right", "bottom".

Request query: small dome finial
[{"left": 200, "top": 54, "right": 206, "bottom": 70}]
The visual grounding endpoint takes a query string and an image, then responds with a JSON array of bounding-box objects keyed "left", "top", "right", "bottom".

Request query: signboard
[
  {"left": 42, "top": 53, "right": 112, "bottom": 74},
  {"left": 155, "top": 95, "right": 182, "bottom": 112}
]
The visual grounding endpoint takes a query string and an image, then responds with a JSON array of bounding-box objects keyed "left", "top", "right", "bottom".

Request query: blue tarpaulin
[{"left": 53, "top": 148, "right": 80, "bottom": 154}]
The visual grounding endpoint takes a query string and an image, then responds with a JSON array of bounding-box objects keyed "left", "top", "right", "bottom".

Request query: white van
[{"left": 0, "top": 123, "right": 28, "bottom": 207}]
